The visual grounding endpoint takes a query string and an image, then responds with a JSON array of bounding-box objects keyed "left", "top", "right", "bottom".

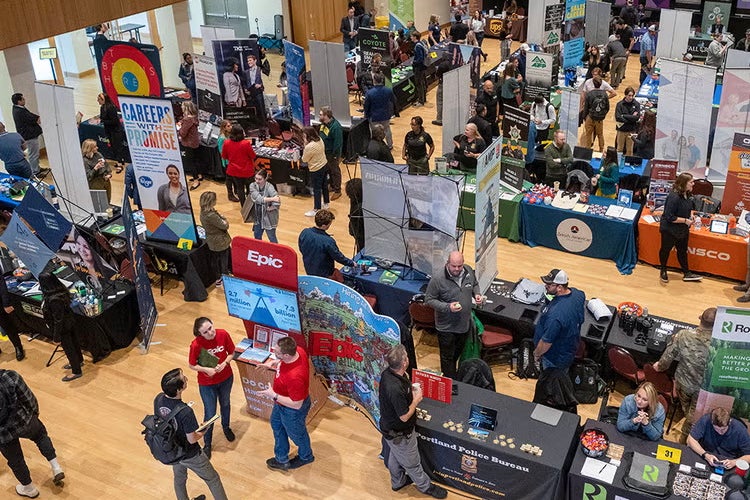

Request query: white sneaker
[
  {"left": 304, "top": 210, "right": 318, "bottom": 217},
  {"left": 16, "top": 483, "right": 40, "bottom": 498},
  {"left": 322, "top": 203, "right": 329, "bottom": 209}
]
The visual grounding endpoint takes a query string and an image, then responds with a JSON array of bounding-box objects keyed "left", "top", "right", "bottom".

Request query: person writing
[
  {"left": 616, "top": 382, "right": 666, "bottom": 441},
  {"left": 688, "top": 408, "right": 750, "bottom": 469}
]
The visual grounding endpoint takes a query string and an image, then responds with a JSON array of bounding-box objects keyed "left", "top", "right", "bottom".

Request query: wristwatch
[
  {"left": 701, "top": 452, "right": 706, "bottom": 460},
  {"left": 273, "top": 394, "right": 278, "bottom": 402}
]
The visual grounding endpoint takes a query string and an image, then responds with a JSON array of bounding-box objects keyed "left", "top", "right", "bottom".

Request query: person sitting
[
  {"left": 594, "top": 147, "right": 620, "bottom": 199},
  {"left": 452, "top": 123, "right": 486, "bottom": 171},
  {"left": 687, "top": 408, "right": 750, "bottom": 469},
  {"left": 616, "top": 381, "right": 665, "bottom": 441},
  {"left": 365, "top": 124, "right": 393, "bottom": 162}
]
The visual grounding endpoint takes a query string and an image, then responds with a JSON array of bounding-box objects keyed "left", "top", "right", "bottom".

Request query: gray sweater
[{"left": 425, "top": 265, "right": 479, "bottom": 333}]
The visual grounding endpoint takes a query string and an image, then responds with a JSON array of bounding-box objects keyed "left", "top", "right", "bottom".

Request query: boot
[
  {"left": 733, "top": 283, "right": 750, "bottom": 292},
  {"left": 15, "top": 346, "right": 25, "bottom": 361}
]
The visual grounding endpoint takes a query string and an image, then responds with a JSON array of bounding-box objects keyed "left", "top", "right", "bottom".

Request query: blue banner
[
  {"left": 283, "top": 40, "right": 310, "bottom": 126},
  {"left": 122, "top": 197, "right": 157, "bottom": 351},
  {"left": 563, "top": 38, "right": 585, "bottom": 69},
  {"left": 0, "top": 212, "right": 56, "bottom": 278},
  {"left": 15, "top": 186, "right": 71, "bottom": 251}
]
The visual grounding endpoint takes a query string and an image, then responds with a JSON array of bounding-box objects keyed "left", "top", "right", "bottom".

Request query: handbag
[{"left": 240, "top": 197, "right": 255, "bottom": 223}]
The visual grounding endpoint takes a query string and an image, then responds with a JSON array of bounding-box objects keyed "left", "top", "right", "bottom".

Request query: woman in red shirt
[
  {"left": 188, "top": 317, "right": 236, "bottom": 458},
  {"left": 220, "top": 124, "right": 257, "bottom": 207}
]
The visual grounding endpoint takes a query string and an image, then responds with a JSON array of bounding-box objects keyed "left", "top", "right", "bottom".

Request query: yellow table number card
[
  {"left": 177, "top": 238, "right": 193, "bottom": 251},
  {"left": 656, "top": 444, "right": 682, "bottom": 464}
]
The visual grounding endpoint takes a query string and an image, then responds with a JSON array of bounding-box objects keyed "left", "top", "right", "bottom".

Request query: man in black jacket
[
  {"left": 0, "top": 277, "right": 24, "bottom": 361},
  {"left": 475, "top": 80, "right": 499, "bottom": 138},
  {"left": 468, "top": 104, "right": 493, "bottom": 146},
  {"left": 340, "top": 7, "right": 360, "bottom": 51},
  {"left": 11, "top": 93, "right": 42, "bottom": 176}
]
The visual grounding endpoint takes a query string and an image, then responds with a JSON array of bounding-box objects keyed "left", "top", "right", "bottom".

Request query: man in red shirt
[{"left": 259, "top": 337, "right": 314, "bottom": 471}]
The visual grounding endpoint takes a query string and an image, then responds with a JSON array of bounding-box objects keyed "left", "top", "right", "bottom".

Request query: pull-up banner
[{"left": 475, "top": 137, "right": 502, "bottom": 294}]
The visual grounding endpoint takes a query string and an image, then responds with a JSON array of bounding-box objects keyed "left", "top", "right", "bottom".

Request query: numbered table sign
[{"left": 656, "top": 444, "right": 682, "bottom": 464}]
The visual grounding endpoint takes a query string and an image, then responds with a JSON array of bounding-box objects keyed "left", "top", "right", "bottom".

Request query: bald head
[
  {"left": 447, "top": 251, "right": 465, "bottom": 277},
  {"left": 482, "top": 80, "right": 494, "bottom": 93}
]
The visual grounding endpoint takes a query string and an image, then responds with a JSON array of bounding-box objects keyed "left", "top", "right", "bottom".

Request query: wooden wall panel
[{"left": 290, "top": 0, "right": 348, "bottom": 50}]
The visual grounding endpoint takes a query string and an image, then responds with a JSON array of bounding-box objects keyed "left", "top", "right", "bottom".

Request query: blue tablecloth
[
  {"left": 341, "top": 254, "right": 430, "bottom": 324},
  {"left": 590, "top": 157, "right": 649, "bottom": 177},
  {"left": 520, "top": 196, "right": 640, "bottom": 274}
]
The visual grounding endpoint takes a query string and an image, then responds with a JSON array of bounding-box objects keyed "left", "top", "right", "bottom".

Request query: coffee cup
[
  {"left": 553, "top": 181, "right": 560, "bottom": 191},
  {"left": 737, "top": 459, "right": 749, "bottom": 478},
  {"left": 412, "top": 382, "right": 422, "bottom": 392}
]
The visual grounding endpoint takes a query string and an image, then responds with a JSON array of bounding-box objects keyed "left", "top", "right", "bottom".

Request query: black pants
[
  {"left": 413, "top": 64, "right": 426, "bottom": 104},
  {"left": 229, "top": 176, "right": 252, "bottom": 206},
  {"left": 326, "top": 154, "right": 342, "bottom": 194},
  {"left": 105, "top": 127, "right": 129, "bottom": 164},
  {"left": 61, "top": 330, "right": 83, "bottom": 375},
  {"left": 437, "top": 330, "right": 468, "bottom": 379},
  {"left": 0, "top": 310, "right": 22, "bottom": 351},
  {"left": 0, "top": 415, "right": 57, "bottom": 485},
  {"left": 211, "top": 247, "right": 231, "bottom": 279},
  {"left": 659, "top": 230, "right": 689, "bottom": 272}
]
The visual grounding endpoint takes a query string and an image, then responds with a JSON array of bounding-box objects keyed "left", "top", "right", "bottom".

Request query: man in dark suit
[
  {"left": 244, "top": 54, "right": 266, "bottom": 123},
  {"left": 340, "top": 7, "right": 360, "bottom": 51},
  {"left": 11, "top": 93, "right": 42, "bottom": 176}
]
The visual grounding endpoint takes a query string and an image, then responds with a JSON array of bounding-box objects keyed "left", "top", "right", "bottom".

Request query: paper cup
[
  {"left": 553, "top": 181, "right": 560, "bottom": 191},
  {"left": 412, "top": 382, "right": 422, "bottom": 392},
  {"left": 737, "top": 459, "right": 749, "bottom": 477}
]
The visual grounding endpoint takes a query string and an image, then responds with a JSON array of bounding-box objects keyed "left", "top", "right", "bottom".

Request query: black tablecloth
[
  {"left": 606, "top": 314, "right": 696, "bottom": 365},
  {"left": 9, "top": 279, "right": 138, "bottom": 362},
  {"left": 569, "top": 419, "right": 702, "bottom": 500},
  {"left": 255, "top": 155, "right": 308, "bottom": 188},
  {"left": 416, "top": 381, "right": 579, "bottom": 500},
  {"left": 142, "top": 240, "right": 218, "bottom": 302}
]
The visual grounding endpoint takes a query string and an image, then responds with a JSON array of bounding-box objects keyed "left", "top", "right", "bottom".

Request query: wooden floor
[{"left": 1, "top": 37, "right": 738, "bottom": 499}]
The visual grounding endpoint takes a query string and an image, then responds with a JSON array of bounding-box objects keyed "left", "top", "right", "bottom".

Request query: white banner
[
  {"left": 309, "top": 41, "right": 352, "bottom": 128},
  {"left": 474, "top": 137, "right": 502, "bottom": 294},
  {"left": 584, "top": 0, "right": 611, "bottom": 47},
  {"left": 558, "top": 87, "right": 580, "bottom": 149},
  {"left": 200, "top": 25, "right": 235, "bottom": 59},
  {"left": 708, "top": 68, "right": 750, "bottom": 179},
  {"left": 655, "top": 59, "right": 716, "bottom": 172},
  {"left": 656, "top": 9, "right": 692, "bottom": 60},
  {"left": 726, "top": 49, "right": 750, "bottom": 70},
  {"left": 441, "top": 64, "right": 472, "bottom": 155},
  {"left": 194, "top": 54, "right": 221, "bottom": 122},
  {"left": 525, "top": 51, "right": 555, "bottom": 101}
]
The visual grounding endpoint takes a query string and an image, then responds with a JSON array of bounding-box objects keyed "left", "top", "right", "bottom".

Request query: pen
[{"left": 599, "top": 464, "right": 607, "bottom": 473}]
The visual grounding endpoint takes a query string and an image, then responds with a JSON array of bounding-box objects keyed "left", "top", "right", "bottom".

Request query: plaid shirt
[{"left": 0, "top": 370, "right": 39, "bottom": 444}]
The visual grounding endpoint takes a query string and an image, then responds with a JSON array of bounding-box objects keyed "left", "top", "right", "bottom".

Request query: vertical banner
[
  {"left": 655, "top": 60, "right": 716, "bottom": 172},
  {"left": 358, "top": 28, "right": 392, "bottom": 67},
  {"left": 502, "top": 106, "right": 531, "bottom": 159},
  {"left": 558, "top": 88, "right": 580, "bottom": 149},
  {"left": 212, "top": 39, "right": 261, "bottom": 131},
  {"left": 93, "top": 40, "right": 164, "bottom": 108},
  {"left": 0, "top": 212, "right": 56, "bottom": 278},
  {"left": 283, "top": 40, "right": 310, "bottom": 127},
  {"left": 389, "top": 0, "right": 414, "bottom": 31},
  {"left": 121, "top": 197, "right": 157, "bottom": 351},
  {"left": 14, "top": 184, "right": 72, "bottom": 251},
  {"left": 702, "top": 2, "right": 732, "bottom": 35},
  {"left": 525, "top": 51, "right": 555, "bottom": 101},
  {"left": 563, "top": 0, "right": 585, "bottom": 69},
  {"left": 441, "top": 65, "right": 472, "bottom": 155},
  {"left": 120, "top": 96, "right": 197, "bottom": 243},
  {"left": 721, "top": 132, "right": 750, "bottom": 216},
  {"left": 474, "top": 137, "right": 502, "bottom": 294},
  {"left": 543, "top": 3, "right": 565, "bottom": 47},
  {"left": 709, "top": 69, "right": 750, "bottom": 179},
  {"left": 298, "top": 275, "right": 401, "bottom": 425},
  {"left": 647, "top": 159, "right": 678, "bottom": 210},
  {"left": 309, "top": 41, "right": 352, "bottom": 128},
  {"left": 584, "top": 0, "right": 610, "bottom": 47},
  {"left": 656, "top": 9, "right": 692, "bottom": 60},
  {"left": 200, "top": 25, "right": 235, "bottom": 59},
  {"left": 194, "top": 54, "right": 222, "bottom": 121}
]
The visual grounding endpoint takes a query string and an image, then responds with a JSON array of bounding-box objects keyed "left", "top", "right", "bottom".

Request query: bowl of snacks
[
  {"left": 617, "top": 302, "right": 643, "bottom": 317},
  {"left": 580, "top": 428, "right": 609, "bottom": 458}
]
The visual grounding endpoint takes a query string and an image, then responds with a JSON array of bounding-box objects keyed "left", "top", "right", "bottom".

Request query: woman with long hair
[
  {"left": 178, "top": 101, "right": 203, "bottom": 190},
  {"left": 217, "top": 120, "right": 239, "bottom": 202},
  {"left": 452, "top": 123, "right": 486, "bottom": 171},
  {"left": 199, "top": 191, "right": 231, "bottom": 287},
  {"left": 428, "top": 14, "right": 442, "bottom": 46},
  {"left": 248, "top": 169, "right": 280, "bottom": 243},
  {"left": 595, "top": 147, "right": 620, "bottom": 199},
  {"left": 617, "top": 382, "right": 666, "bottom": 441},
  {"left": 221, "top": 124, "right": 256, "bottom": 207},
  {"left": 583, "top": 45, "right": 608, "bottom": 80},
  {"left": 39, "top": 271, "right": 82, "bottom": 382},
  {"left": 188, "top": 317, "right": 236, "bottom": 458},
  {"left": 632, "top": 111, "right": 656, "bottom": 159},
  {"left": 81, "top": 138, "right": 112, "bottom": 202},
  {"left": 97, "top": 93, "right": 127, "bottom": 173},
  {"left": 302, "top": 126, "right": 329, "bottom": 217},
  {"left": 345, "top": 178, "right": 365, "bottom": 253},
  {"left": 659, "top": 172, "right": 701, "bottom": 283}
]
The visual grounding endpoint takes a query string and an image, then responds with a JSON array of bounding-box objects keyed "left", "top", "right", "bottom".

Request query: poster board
[
  {"left": 474, "top": 137, "right": 502, "bottom": 294},
  {"left": 563, "top": 0, "right": 585, "bottom": 69},
  {"left": 283, "top": 40, "right": 310, "bottom": 127},
  {"left": 93, "top": 39, "right": 164, "bottom": 109},
  {"left": 558, "top": 88, "right": 580, "bottom": 149},
  {"left": 525, "top": 51, "right": 555, "bottom": 102},
  {"left": 309, "top": 40, "right": 351, "bottom": 128},
  {"left": 212, "top": 39, "right": 262, "bottom": 131},
  {"left": 647, "top": 159, "right": 678, "bottom": 210},
  {"left": 721, "top": 132, "right": 750, "bottom": 216},
  {"left": 701, "top": 2, "right": 732, "bottom": 36},
  {"left": 708, "top": 68, "right": 750, "bottom": 180},
  {"left": 656, "top": 9, "right": 693, "bottom": 60},
  {"left": 193, "top": 54, "right": 222, "bottom": 122}
]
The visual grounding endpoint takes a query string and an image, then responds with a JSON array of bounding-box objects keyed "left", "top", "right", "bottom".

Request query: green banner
[{"left": 389, "top": 0, "right": 414, "bottom": 30}]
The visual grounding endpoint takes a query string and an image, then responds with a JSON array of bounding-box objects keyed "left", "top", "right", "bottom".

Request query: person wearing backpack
[
  {"left": 530, "top": 95, "right": 556, "bottom": 143},
  {"left": 580, "top": 74, "right": 615, "bottom": 152},
  {"left": 154, "top": 368, "right": 227, "bottom": 500}
]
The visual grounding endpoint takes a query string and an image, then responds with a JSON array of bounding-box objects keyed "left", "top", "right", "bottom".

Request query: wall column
[
  {"left": 155, "top": 6, "right": 181, "bottom": 88},
  {"left": 3, "top": 45, "right": 38, "bottom": 132},
  {"left": 173, "top": 1, "right": 194, "bottom": 56}
]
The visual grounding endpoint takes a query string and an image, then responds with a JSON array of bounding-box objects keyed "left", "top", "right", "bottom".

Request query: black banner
[
  {"left": 358, "top": 28, "right": 391, "bottom": 67},
  {"left": 501, "top": 105, "right": 531, "bottom": 159}
]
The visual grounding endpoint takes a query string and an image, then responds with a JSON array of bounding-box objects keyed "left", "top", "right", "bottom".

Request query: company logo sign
[
  {"left": 722, "top": 320, "right": 750, "bottom": 334},
  {"left": 246, "top": 250, "right": 283, "bottom": 268},
  {"left": 546, "top": 32, "right": 560, "bottom": 45},
  {"left": 138, "top": 176, "right": 154, "bottom": 188},
  {"left": 488, "top": 19, "right": 504, "bottom": 36},
  {"left": 642, "top": 464, "right": 659, "bottom": 483},
  {"left": 582, "top": 482, "right": 607, "bottom": 500},
  {"left": 556, "top": 219, "right": 593, "bottom": 252},
  {"left": 231, "top": 236, "right": 298, "bottom": 292},
  {"left": 687, "top": 247, "right": 730, "bottom": 261},
  {"left": 461, "top": 454, "right": 478, "bottom": 474},
  {"left": 531, "top": 55, "right": 547, "bottom": 68}
]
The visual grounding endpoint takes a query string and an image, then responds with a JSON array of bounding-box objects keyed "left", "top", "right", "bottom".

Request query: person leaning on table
[
  {"left": 687, "top": 408, "right": 750, "bottom": 469},
  {"left": 616, "top": 381, "right": 665, "bottom": 441}
]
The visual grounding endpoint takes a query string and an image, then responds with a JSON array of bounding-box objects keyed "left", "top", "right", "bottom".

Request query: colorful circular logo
[{"left": 99, "top": 44, "right": 161, "bottom": 107}]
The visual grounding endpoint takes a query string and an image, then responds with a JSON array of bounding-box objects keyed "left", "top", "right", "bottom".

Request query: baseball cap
[
  {"left": 683, "top": 53, "right": 693, "bottom": 61},
  {"left": 541, "top": 269, "right": 569, "bottom": 285},
  {"left": 648, "top": 25, "right": 657, "bottom": 32},
  {"left": 520, "top": 43, "right": 530, "bottom": 52}
]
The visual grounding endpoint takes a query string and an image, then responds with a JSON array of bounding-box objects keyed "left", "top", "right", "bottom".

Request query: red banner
[{"left": 412, "top": 369, "right": 453, "bottom": 404}]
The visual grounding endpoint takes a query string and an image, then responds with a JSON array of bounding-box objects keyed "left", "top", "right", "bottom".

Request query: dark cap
[{"left": 541, "top": 269, "right": 569, "bottom": 285}]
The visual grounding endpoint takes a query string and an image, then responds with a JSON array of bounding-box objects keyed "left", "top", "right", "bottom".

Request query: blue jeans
[
  {"left": 253, "top": 224, "right": 278, "bottom": 243},
  {"left": 198, "top": 374, "right": 233, "bottom": 449},
  {"left": 5, "top": 160, "right": 32, "bottom": 179},
  {"left": 311, "top": 166, "right": 329, "bottom": 210},
  {"left": 270, "top": 397, "right": 313, "bottom": 463}
]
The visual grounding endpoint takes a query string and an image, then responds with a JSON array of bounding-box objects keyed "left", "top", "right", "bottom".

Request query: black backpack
[
  {"left": 511, "top": 338, "right": 540, "bottom": 380},
  {"left": 569, "top": 358, "right": 603, "bottom": 404},
  {"left": 586, "top": 89, "right": 610, "bottom": 121},
  {"left": 142, "top": 396, "right": 189, "bottom": 465}
]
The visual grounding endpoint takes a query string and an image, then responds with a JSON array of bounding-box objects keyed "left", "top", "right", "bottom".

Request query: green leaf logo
[
  {"left": 582, "top": 482, "right": 607, "bottom": 500},
  {"left": 531, "top": 56, "right": 547, "bottom": 68},
  {"left": 722, "top": 321, "right": 733, "bottom": 333},
  {"left": 642, "top": 464, "right": 659, "bottom": 483}
]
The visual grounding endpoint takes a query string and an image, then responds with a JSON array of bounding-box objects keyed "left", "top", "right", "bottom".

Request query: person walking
[
  {"left": 11, "top": 93, "right": 43, "bottom": 176},
  {"left": 615, "top": 87, "right": 641, "bottom": 155},
  {"left": 658, "top": 172, "right": 702, "bottom": 283},
  {"left": 216, "top": 120, "right": 239, "bottom": 202},
  {"left": 199, "top": 191, "right": 231, "bottom": 287},
  {"left": 364, "top": 73, "right": 399, "bottom": 150},
  {"left": 302, "top": 126, "right": 329, "bottom": 217},
  {"left": 247, "top": 168, "right": 280, "bottom": 243},
  {"left": 319, "top": 107, "right": 343, "bottom": 200},
  {"left": 221, "top": 124, "right": 257, "bottom": 207}
]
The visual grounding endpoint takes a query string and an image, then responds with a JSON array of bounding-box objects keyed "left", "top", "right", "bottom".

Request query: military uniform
[{"left": 655, "top": 326, "right": 712, "bottom": 442}]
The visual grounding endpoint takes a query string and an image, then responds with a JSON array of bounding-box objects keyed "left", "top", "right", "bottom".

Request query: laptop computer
[
  {"left": 573, "top": 146, "right": 593, "bottom": 161},
  {"left": 624, "top": 155, "right": 643, "bottom": 168}
]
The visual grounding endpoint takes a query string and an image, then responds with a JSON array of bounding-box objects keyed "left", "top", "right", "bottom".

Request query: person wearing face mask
[
  {"left": 617, "top": 382, "right": 666, "bottom": 441},
  {"left": 688, "top": 407, "right": 750, "bottom": 470}
]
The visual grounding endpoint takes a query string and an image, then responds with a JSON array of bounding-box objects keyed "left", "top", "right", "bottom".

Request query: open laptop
[
  {"left": 573, "top": 146, "right": 593, "bottom": 161},
  {"left": 623, "top": 155, "right": 643, "bottom": 168}
]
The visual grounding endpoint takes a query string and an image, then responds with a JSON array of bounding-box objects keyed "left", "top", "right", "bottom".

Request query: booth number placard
[{"left": 39, "top": 47, "right": 57, "bottom": 60}]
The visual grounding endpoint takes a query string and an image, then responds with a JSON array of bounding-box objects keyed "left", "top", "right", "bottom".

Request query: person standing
[
  {"left": 378, "top": 344, "right": 448, "bottom": 499},
  {"left": 188, "top": 318, "right": 235, "bottom": 459},
  {"left": 248, "top": 168, "right": 280, "bottom": 243},
  {"left": 607, "top": 34, "right": 628, "bottom": 89},
  {"left": 340, "top": 7, "right": 360, "bottom": 51},
  {"left": 0, "top": 122, "right": 32, "bottom": 178},
  {"left": 529, "top": 95, "right": 556, "bottom": 143},
  {"left": 298, "top": 209, "right": 355, "bottom": 278},
  {"left": 81, "top": 138, "right": 112, "bottom": 202},
  {"left": 595, "top": 147, "right": 620, "bottom": 198},
  {"left": 449, "top": 13, "right": 469, "bottom": 43},
  {"left": 705, "top": 31, "right": 728, "bottom": 69},
  {"left": 432, "top": 53, "right": 452, "bottom": 127},
  {"left": 615, "top": 87, "right": 641, "bottom": 155},
  {"left": 199, "top": 192, "right": 232, "bottom": 287},
  {"left": 259, "top": 337, "right": 315, "bottom": 471},
  {"left": 365, "top": 124, "right": 394, "bottom": 162},
  {"left": 427, "top": 14, "right": 442, "bottom": 46},
  {"left": 653, "top": 307, "right": 715, "bottom": 443},
  {"left": 411, "top": 32, "right": 428, "bottom": 107},
  {"left": 11, "top": 93, "right": 42, "bottom": 176},
  {"left": 178, "top": 101, "right": 203, "bottom": 190},
  {"left": 544, "top": 129, "right": 573, "bottom": 188},
  {"left": 736, "top": 28, "right": 750, "bottom": 52},
  {"left": 97, "top": 93, "right": 128, "bottom": 174},
  {"left": 615, "top": 18, "right": 635, "bottom": 70},
  {"left": 302, "top": 126, "right": 329, "bottom": 217},
  {"left": 468, "top": 104, "right": 493, "bottom": 146},
  {"left": 658, "top": 172, "right": 702, "bottom": 283},
  {"left": 221, "top": 124, "right": 257, "bottom": 207},
  {"left": 156, "top": 368, "right": 228, "bottom": 500},
  {"left": 580, "top": 77, "right": 613, "bottom": 153},
  {"left": 179, "top": 53, "right": 196, "bottom": 99},
  {"left": 345, "top": 178, "right": 365, "bottom": 253},
  {"left": 216, "top": 120, "right": 238, "bottom": 202},
  {"left": 424, "top": 251, "right": 482, "bottom": 379},
  {"left": 475, "top": 80, "right": 499, "bottom": 138},
  {"left": 0, "top": 369, "right": 65, "bottom": 498},
  {"left": 402, "top": 116, "right": 435, "bottom": 175},
  {"left": 244, "top": 54, "right": 266, "bottom": 123},
  {"left": 364, "top": 73, "right": 398, "bottom": 150},
  {"left": 319, "top": 107, "right": 343, "bottom": 200},
  {"left": 619, "top": 0, "right": 637, "bottom": 28},
  {"left": 470, "top": 10, "right": 486, "bottom": 48},
  {"left": 39, "top": 272, "right": 83, "bottom": 382},
  {"left": 0, "top": 274, "right": 24, "bottom": 361},
  {"left": 639, "top": 25, "right": 657, "bottom": 84}
]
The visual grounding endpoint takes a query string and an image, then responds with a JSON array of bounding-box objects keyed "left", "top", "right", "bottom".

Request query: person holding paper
[
  {"left": 688, "top": 408, "right": 750, "bottom": 469},
  {"left": 616, "top": 382, "right": 665, "bottom": 441},
  {"left": 188, "top": 317, "right": 236, "bottom": 459},
  {"left": 81, "top": 139, "right": 112, "bottom": 202}
]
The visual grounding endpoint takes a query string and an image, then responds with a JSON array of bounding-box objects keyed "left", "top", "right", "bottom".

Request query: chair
[
  {"left": 480, "top": 325, "right": 514, "bottom": 366},
  {"left": 608, "top": 346, "right": 644, "bottom": 386},
  {"left": 143, "top": 250, "right": 170, "bottom": 296},
  {"left": 346, "top": 64, "right": 362, "bottom": 104},
  {"left": 643, "top": 363, "right": 679, "bottom": 432},
  {"left": 408, "top": 301, "right": 437, "bottom": 339},
  {"left": 574, "top": 338, "right": 588, "bottom": 361},
  {"left": 657, "top": 394, "right": 670, "bottom": 436},
  {"left": 691, "top": 178, "right": 713, "bottom": 197}
]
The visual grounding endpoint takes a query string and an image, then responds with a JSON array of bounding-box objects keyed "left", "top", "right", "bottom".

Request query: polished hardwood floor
[{"left": 1, "top": 35, "right": 738, "bottom": 499}]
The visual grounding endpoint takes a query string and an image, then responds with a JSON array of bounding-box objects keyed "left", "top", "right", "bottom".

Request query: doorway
[{"left": 201, "top": 0, "right": 250, "bottom": 38}]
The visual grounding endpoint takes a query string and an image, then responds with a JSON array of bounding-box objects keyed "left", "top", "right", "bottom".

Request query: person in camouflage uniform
[{"left": 653, "top": 307, "right": 716, "bottom": 443}]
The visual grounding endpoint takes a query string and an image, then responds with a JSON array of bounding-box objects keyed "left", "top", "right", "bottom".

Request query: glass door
[{"left": 202, "top": 0, "right": 249, "bottom": 38}]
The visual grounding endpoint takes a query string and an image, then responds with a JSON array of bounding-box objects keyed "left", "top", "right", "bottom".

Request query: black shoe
[
  {"left": 192, "top": 496, "right": 206, "bottom": 500},
  {"left": 734, "top": 283, "right": 750, "bottom": 292},
  {"left": 15, "top": 347, "right": 25, "bottom": 361},
  {"left": 738, "top": 294, "right": 750, "bottom": 303},
  {"left": 61, "top": 373, "right": 82, "bottom": 382},
  {"left": 228, "top": 194, "right": 240, "bottom": 202},
  {"left": 683, "top": 272, "right": 702, "bottom": 282},
  {"left": 392, "top": 476, "right": 413, "bottom": 491},
  {"left": 425, "top": 484, "right": 448, "bottom": 499},
  {"left": 659, "top": 270, "right": 668, "bottom": 283},
  {"left": 202, "top": 446, "right": 211, "bottom": 459},
  {"left": 266, "top": 457, "right": 290, "bottom": 471},
  {"left": 288, "top": 456, "right": 315, "bottom": 469},
  {"left": 223, "top": 427, "right": 235, "bottom": 442}
]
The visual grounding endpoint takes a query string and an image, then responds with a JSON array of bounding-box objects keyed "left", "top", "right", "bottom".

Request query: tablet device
[
  {"left": 710, "top": 219, "right": 729, "bottom": 234},
  {"left": 468, "top": 404, "right": 497, "bottom": 431}
]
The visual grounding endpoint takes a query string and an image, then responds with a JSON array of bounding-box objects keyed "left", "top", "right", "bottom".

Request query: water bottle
[{"left": 693, "top": 215, "right": 702, "bottom": 230}]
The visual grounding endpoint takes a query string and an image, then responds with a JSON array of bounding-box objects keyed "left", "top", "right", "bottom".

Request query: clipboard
[{"left": 196, "top": 414, "right": 220, "bottom": 433}]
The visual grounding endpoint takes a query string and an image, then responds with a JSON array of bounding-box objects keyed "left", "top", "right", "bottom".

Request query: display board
[
  {"left": 656, "top": 9, "right": 693, "bottom": 60},
  {"left": 283, "top": 40, "right": 310, "bottom": 127},
  {"left": 647, "top": 159, "right": 678, "bottom": 210},
  {"left": 57, "top": 227, "right": 117, "bottom": 291},
  {"left": 194, "top": 54, "right": 221, "bottom": 121},
  {"left": 212, "top": 39, "right": 262, "bottom": 131},
  {"left": 584, "top": 0, "right": 610, "bottom": 48},
  {"left": 654, "top": 59, "right": 716, "bottom": 172},
  {"left": 298, "top": 275, "right": 401, "bottom": 425},
  {"left": 93, "top": 39, "right": 163, "bottom": 109},
  {"left": 721, "top": 132, "right": 750, "bottom": 216},
  {"left": 558, "top": 88, "right": 580, "bottom": 149},
  {"left": 702, "top": 2, "right": 732, "bottom": 36},
  {"left": 528, "top": 0, "right": 563, "bottom": 48},
  {"left": 563, "top": 0, "right": 585, "bottom": 69},
  {"left": 441, "top": 64, "right": 472, "bottom": 155},
  {"left": 199, "top": 25, "right": 235, "bottom": 59},
  {"left": 15, "top": 185, "right": 71, "bottom": 251},
  {"left": 543, "top": 2, "right": 565, "bottom": 48},
  {"left": 474, "top": 137, "right": 502, "bottom": 294},
  {"left": 119, "top": 96, "right": 197, "bottom": 244},
  {"left": 525, "top": 51, "right": 555, "bottom": 101},
  {"left": 709, "top": 68, "right": 750, "bottom": 180},
  {"left": 309, "top": 40, "right": 351, "bottom": 128}
]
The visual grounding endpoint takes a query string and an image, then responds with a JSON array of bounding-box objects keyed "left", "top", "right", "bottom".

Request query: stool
[{"left": 481, "top": 325, "right": 514, "bottom": 365}]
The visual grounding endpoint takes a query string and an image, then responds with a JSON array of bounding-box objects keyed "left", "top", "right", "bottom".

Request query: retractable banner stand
[
  {"left": 283, "top": 40, "right": 310, "bottom": 127},
  {"left": 558, "top": 88, "right": 580, "bottom": 149},
  {"left": 656, "top": 9, "right": 692, "bottom": 59},
  {"left": 654, "top": 59, "right": 716, "bottom": 172},
  {"left": 726, "top": 49, "right": 750, "bottom": 69},
  {"left": 529, "top": 0, "right": 563, "bottom": 48},
  {"left": 194, "top": 54, "right": 222, "bottom": 121},
  {"left": 200, "top": 25, "right": 235, "bottom": 59},
  {"left": 563, "top": 0, "right": 586, "bottom": 69},
  {"left": 721, "top": 132, "right": 750, "bottom": 216},
  {"left": 647, "top": 159, "right": 678, "bottom": 210},
  {"left": 584, "top": 0, "right": 610, "bottom": 47},
  {"left": 93, "top": 40, "right": 164, "bottom": 108},
  {"left": 543, "top": 2, "right": 565, "bottom": 48},
  {"left": 308, "top": 41, "right": 352, "bottom": 128},
  {"left": 212, "top": 39, "right": 262, "bottom": 131},
  {"left": 0, "top": 212, "right": 56, "bottom": 278},
  {"left": 525, "top": 51, "right": 555, "bottom": 101},
  {"left": 709, "top": 68, "right": 750, "bottom": 179},
  {"left": 15, "top": 186, "right": 71, "bottom": 251},
  {"left": 693, "top": 306, "right": 750, "bottom": 424},
  {"left": 298, "top": 275, "right": 401, "bottom": 425},
  {"left": 474, "top": 137, "right": 502, "bottom": 294},
  {"left": 359, "top": 28, "right": 391, "bottom": 68},
  {"left": 441, "top": 64, "right": 472, "bottom": 155},
  {"left": 119, "top": 96, "right": 197, "bottom": 244},
  {"left": 57, "top": 227, "right": 117, "bottom": 290},
  {"left": 35, "top": 83, "right": 96, "bottom": 222},
  {"left": 121, "top": 197, "right": 157, "bottom": 351}
]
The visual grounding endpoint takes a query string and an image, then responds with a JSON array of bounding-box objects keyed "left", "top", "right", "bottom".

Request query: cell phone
[{"left": 714, "top": 465, "right": 725, "bottom": 475}]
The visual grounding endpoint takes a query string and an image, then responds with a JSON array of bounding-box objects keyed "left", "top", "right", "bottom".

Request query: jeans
[
  {"left": 210, "top": 248, "right": 231, "bottom": 279},
  {"left": 437, "top": 330, "right": 468, "bottom": 379},
  {"left": 172, "top": 451, "right": 227, "bottom": 500},
  {"left": 385, "top": 431, "right": 432, "bottom": 493},
  {"left": 198, "top": 374, "right": 233, "bottom": 450},
  {"left": 253, "top": 224, "right": 278, "bottom": 243},
  {"left": 25, "top": 137, "right": 40, "bottom": 175},
  {"left": 0, "top": 415, "right": 56, "bottom": 485},
  {"left": 311, "top": 166, "right": 330, "bottom": 210},
  {"left": 659, "top": 230, "right": 689, "bottom": 273},
  {"left": 0, "top": 310, "right": 22, "bottom": 351},
  {"left": 5, "top": 160, "right": 32, "bottom": 179},
  {"left": 344, "top": 38, "right": 357, "bottom": 51},
  {"left": 270, "top": 397, "right": 313, "bottom": 463}
]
